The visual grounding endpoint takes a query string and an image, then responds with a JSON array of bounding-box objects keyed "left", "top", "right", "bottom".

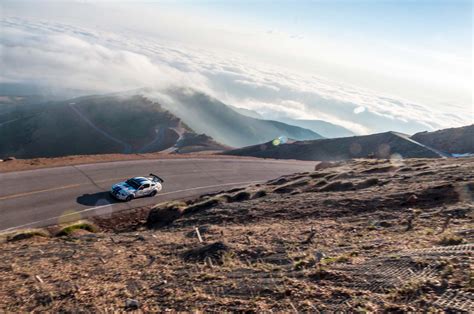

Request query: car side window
[{"left": 143, "top": 184, "right": 150, "bottom": 188}]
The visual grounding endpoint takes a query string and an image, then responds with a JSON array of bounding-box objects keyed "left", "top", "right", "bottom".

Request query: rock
[
  {"left": 314, "top": 251, "right": 327, "bottom": 263},
  {"left": 0, "top": 159, "right": 3, "bottom": 162},
  {"left": 135, "top": 234, "right": 146, "bottom": 241},
  {"left": 125, "top": 298, "right": 139, "bottom": 310},
  {"left": 378, "top": 220, "right": 392, "bottom": 228},
  {"left": 407, "top": 194, "right": 418, "bottom": 204},
  {"left": 314, "top": 161, "right": 341, "bottom": 171},
  {"left": 4, "top": 156, "right": 16, "bottom": 161},
  {"left": 356, "top": 178, "right": 379, "bottom": 189},
  {"left": 319, "top": 180, "right": 354, "bottom": 192}
]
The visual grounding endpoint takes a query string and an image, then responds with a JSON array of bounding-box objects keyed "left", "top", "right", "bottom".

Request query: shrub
[
  {"left": 251, "top": 189, "right": 267, "bottom": 199},
  {"left": 55, "top": 220, "right": 98, "bottom": 237},
  {"left": 438, "top": 234, "right": 464, "bottom": 246},
  {"left": 228, "top": 191, "right": 251, "bottom": 202},
  {"left": 146, "top": 201, "right": 187, "bottom": 228},
  {"left": 5, "top": 229, "right": 50, "bottom": 242}
]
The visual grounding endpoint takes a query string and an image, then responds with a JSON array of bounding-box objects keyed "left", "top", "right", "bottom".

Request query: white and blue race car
[{"left": 110, "top": 173, "right": 164, "bottom": 201}]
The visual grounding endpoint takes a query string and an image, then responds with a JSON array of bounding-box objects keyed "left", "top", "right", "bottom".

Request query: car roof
[{"left": 131, "top": 177, "right": 151, "bottom": 184}]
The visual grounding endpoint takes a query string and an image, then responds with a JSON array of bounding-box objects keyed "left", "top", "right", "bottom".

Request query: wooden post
[{"left": 195, "top": 227, "right": 203, "bottom": 243}]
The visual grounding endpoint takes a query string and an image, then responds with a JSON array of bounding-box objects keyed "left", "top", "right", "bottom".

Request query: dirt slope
[{"left": 1, "top": 157, "right": 472, "bottom": 311}]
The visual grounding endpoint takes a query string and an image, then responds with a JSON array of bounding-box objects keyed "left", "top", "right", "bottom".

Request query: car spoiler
[{"left": 149, "top": 173, "right": 164, "bottom": 183}]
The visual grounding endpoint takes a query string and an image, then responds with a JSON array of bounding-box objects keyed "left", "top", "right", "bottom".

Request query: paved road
[{"left": 0, "top": 158, "right": 314, "bottom": 232}]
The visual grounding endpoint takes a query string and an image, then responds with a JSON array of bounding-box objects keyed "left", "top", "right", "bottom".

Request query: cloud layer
[{"left": 0, "top": 17, "right": 470, "bottom": 135}]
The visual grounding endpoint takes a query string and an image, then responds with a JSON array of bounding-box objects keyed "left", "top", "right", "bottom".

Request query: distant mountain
[
  {"left": 276, "top": 117, "right": 355, "bottom": 138},
  {"left": 154, "top": 89, "right": 323, "bottom": 147},
  {"left": 228, "top": 107, "right": 353, "bottom": 138},
  {"left": 229, "top": 106, "right": 264, "bottom": 119},
  {"left": 0, "top": 94, "right": 227, "bottom": 158},
  {"left": 223, "top": 131, "right": 444, "bottom": 160},
  {"left": 411, "top": 125, "right": 474, "bottom": 155}
]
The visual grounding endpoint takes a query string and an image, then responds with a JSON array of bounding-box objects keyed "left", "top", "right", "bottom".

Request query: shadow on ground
[{"left": 76, "top": 192, "right": 121, "bottom": 206}]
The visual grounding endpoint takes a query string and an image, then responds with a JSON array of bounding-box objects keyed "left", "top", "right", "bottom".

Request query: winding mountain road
[{"left": 0, "top": 158, "right": 314, "bottom": 232}]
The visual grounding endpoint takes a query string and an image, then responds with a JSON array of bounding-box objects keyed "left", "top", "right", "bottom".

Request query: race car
[{"left": 110, "top": 173, "right": 164, "bottom": 201}]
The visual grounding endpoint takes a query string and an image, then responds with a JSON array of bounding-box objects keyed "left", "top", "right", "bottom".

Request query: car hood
[{"left": 112, "top": 182, "right": 137, "bottom": 195}]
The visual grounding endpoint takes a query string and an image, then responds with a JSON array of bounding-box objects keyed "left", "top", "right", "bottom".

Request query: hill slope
[
  {"left": 1, "top": 158, "right": 472, "bottom": 311},
  {"left": 153, "top": 89, "right": 323, "bottom": 147},
  {"left": 411, "top": 124, "right": 474, "bottom": 155},
  {"left": 223, "top": 131, "right": 444, "bottom": 160},
  {"left": 0, "top": 95, "right": 227, "bottom": 158},
  {"left": 276, "top": 117, "right": 355, "bottom": 138}
]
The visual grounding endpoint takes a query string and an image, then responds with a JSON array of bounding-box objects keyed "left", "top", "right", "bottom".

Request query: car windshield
[{"left": 125, "top": 179, "right": 140, "bottom": 189}]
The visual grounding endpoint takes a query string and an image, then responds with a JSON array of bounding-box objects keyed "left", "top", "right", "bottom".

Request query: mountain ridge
[{"left": 223, "top": 130, "right": 446, "bottom": 160}]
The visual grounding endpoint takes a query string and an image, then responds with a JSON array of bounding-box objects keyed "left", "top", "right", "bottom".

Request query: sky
[{"left": 0, "top": 0, "right": 472, "bottom": 134}]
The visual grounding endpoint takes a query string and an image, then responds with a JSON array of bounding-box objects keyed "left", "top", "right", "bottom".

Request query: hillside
[
  {"left": 0, "top": 95, "right": 227, "bottom": 158},
  {"left": 153, "top": 89, "right": 323, "bottom": 147},
  {"left": 276, "top": 117, "right": 355, "bottom": 138},
  {"left": 229, "top": 108, "right": 354, "bottom": 138},
  {"left": 223, "top": 131, "right": 444, "bottom": 160},
  {"left": 1, "top": 157, "right": 472, "bottom": 311},
  {"left": 411, "top": 124, "right": 474, "bottom": 155}
]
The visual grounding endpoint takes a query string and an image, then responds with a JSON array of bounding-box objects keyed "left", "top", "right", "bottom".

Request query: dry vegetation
[{"left": 0, "top": 157, "right": 473, "bottom": 311}]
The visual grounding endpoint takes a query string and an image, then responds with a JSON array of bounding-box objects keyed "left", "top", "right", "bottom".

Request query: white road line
[{"left": 0, "top": 180, "right": 263, "bottom": 233}]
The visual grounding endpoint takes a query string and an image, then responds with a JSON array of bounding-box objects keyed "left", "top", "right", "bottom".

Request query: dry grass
[
  {"left": 438, "top": 234, "right": 465, "bottom": 246},
  {"left": 1, "top": 229, "right": 50, "bottom": 243},
  {"left": 0, "top": 157, "right": 472, "bottom": 311},
  {"left": 55, "top": 220, "right": 98, "bottom": 237}
]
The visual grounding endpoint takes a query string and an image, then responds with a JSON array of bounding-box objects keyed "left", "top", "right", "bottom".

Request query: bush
[
  {"left": 438, "top": 234, "right": 464, "bottom": 246},
  {"left": 146, "top": 201, "right": 187, "bottom": 228},
  {"left": 5, "top": 229, "right": 50, "bottom": 242},
  {"left": 228, "top": 191, "right": 251, "bottom": 202},
  {"left": 251, "top": 189, "right": 267, "bottom": 199},
  {"left": 55, "top": 220, "right": 98, "bottom": 236}
]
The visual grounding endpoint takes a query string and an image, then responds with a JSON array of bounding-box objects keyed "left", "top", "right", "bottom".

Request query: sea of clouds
[{"left": 0, "top": 17, "right": 469, "bottom": 135}]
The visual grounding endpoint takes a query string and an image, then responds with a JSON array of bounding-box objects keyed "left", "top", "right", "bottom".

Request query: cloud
[
  {"left": 353, "top": 106, "right": 366, "bottom": 114},
  {"left": 0, "top": 17, "right": 470, "bottom": 135},
  {"left": 0, "top": 19, "right": 211, "bottom": 94}
]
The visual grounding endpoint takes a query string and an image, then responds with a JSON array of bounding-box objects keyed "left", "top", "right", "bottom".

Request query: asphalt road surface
[{"left": 0, "top": 158, "right": 314, "bottom": 232}]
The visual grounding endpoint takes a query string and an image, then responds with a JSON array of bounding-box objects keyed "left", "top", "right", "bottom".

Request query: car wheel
[
  {"left": 125, "top": 195, "right": 134, "bottom": 202},
  {"left": 150, "top": 190, "right": 157, "bottom": 197}
]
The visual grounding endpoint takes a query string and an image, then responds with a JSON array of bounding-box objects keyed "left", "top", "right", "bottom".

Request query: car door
[{"left": 136, "top": 185, "right": 145, "bottom": 197}]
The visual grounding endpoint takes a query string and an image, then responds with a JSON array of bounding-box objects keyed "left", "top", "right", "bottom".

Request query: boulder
[
  {"left": 314, "top": 161, "right": 341, "bottom": 170},
  {"left": 125, "top": 299, "right": 139, "bottom": 310}
]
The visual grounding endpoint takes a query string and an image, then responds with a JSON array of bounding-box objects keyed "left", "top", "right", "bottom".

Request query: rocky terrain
[{"left": 0, "top": 157, "right": 473, "bottom": 311}]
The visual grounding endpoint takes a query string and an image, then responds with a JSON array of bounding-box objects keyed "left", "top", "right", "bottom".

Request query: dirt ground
[{"left": 0, "top": 157, "right": 472, "bottom": 311}]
